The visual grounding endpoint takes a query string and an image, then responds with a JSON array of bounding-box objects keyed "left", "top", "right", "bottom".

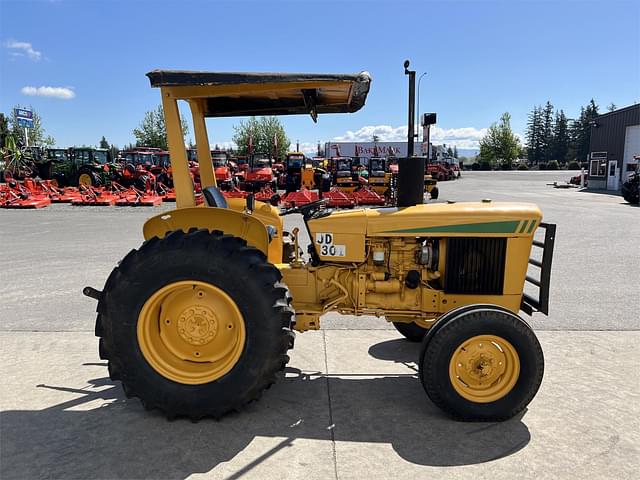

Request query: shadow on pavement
[{"left": 1, "top": 340, "right": 531, "bottom": 479}]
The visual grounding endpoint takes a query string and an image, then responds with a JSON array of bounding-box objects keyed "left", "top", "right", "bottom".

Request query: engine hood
[{"left": 312, "top": 202, "right": 543, "bottom": 238}]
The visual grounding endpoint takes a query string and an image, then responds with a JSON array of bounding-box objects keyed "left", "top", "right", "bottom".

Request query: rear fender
[{"left": 143, "top": 207, "right": 269, "bottom": 255}]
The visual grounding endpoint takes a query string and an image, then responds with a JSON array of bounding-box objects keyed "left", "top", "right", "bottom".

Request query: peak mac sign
[{"left": 15, "top": 108, "right": 34, "bottom": 129}]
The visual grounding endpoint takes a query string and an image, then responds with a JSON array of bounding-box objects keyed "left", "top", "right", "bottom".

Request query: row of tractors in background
[{"left": 0, "top": 144, "right": 461, "bottom": 209}]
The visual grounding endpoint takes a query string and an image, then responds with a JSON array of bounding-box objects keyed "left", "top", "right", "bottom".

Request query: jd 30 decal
[{"left": 315, "top": 233, "right": 346, "bottom": 257}]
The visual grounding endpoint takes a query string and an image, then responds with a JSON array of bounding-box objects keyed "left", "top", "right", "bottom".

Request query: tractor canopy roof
[{"left": 146, "top": 70, "right": 371, "bottom": 121}]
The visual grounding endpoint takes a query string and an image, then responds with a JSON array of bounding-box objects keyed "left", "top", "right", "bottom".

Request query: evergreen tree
[
  {"left": 551, "top": 110, "right": 570, "bottom": 164},
  {"left": 541, "top": 101, "right": 554, "bottom": 162},
  {"left": 99, "top": 136, "right": 110, "bottom": 149},
  {"left": 607, "top": 102, "right": 617, "bottom": 112},
  {"left": 453, "top": 145, "right": 458, "bottom": 158},
  {"left": 526, "top": 106, "right": 544, "bottom": 165},
  {"left": 446, "top": 146, "right": 454, "bottom": 157},
  {"left": 568, "top": 99, "right": 599, "bottom": 163}
]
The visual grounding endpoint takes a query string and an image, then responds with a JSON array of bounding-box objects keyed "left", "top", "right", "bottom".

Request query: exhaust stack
[{"left": 397, "top": 157, "right": 425, "bottom": 207}]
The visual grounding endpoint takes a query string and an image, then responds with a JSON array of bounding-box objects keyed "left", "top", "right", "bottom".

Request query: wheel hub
[
  {"left": 177, "top": 306, "right": 218, "bottom": 345},
  {"left": 449, "top": 335, "right": 520, "bottom": 403},
  {"left": 137, "top": 281, "right": 246, "bottom": 384}
]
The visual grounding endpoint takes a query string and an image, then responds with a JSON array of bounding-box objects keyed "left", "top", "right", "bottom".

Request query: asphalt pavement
[{"left": 0, "top": 170, "right": 638, "bottom": 479}]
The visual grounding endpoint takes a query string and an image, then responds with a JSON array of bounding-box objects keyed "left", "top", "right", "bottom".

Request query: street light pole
[
  {"left": 416, "top": 72, "right": 427, "bottom": 143},
  {"left": 404, "top": 60, "right": 416, "bottom": 157}
]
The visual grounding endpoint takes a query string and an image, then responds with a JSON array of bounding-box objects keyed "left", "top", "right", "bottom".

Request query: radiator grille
[{"left": 445, "top": 237, "right": 506, "bottom": 295}]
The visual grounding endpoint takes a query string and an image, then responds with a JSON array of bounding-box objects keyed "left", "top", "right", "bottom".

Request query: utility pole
[
  {"left": 404, "top": 60, "right": 416, "bottom": 157},
  {"left": 416, "top": 72, "right": 427, "bottom": 142}
]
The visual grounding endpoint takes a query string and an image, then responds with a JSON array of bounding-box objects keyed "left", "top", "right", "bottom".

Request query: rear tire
[
  {"left": 77, "top": 169, "right": 100, "bottom": 187},
  {"left": 95, "top": 229, "right": 295, "bottom": 420},
  {"left": 419, "top": 308, "right": 543, "bottom": 421},
  {"left": 430, "top": 186, "right": 439, "bottom": 200},
  {"left": 392, "top": 321, "right": 428, "bottom": 342}
]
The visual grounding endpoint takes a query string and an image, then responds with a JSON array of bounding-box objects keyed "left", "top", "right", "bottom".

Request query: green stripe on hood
[{"left": 384, "top": 220, "right": 521, "bottom": 234}]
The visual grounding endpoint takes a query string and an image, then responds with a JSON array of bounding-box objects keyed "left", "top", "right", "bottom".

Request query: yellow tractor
[
  {"left": 367, "top": 157, "right": 391, "bottom": 196},
  {"left": 85, "top": 69, "right": 556, "bottom": 422}
]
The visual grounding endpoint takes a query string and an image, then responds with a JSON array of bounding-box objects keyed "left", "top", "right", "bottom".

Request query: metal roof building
[{"left": 588, "top": 104, "right": 640, "bottom": 191}]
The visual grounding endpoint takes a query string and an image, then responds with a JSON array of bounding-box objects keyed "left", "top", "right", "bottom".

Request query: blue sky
[{"left": 1, "top": 0, "right": 638, "bottom": 154}]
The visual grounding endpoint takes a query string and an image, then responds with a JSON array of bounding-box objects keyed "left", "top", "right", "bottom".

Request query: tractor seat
[{"left": 202, "top": 186, "right": 228, "bottom": 208}]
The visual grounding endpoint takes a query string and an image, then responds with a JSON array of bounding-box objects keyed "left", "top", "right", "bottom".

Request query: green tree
[
  {"left": 551, "top": 110, "right": 570, "bottom": 164},
  {"left": 132, "top": 105, "right": 189, "bottom": 150},
  {"left": 372, "top": 134, "right": 380, "bottom": 143},
  {"left": 233, "top": 116, "right": 290, "bottom": 160},
  {"left": 479, "top": 112, "right": 521, "bottom": 169},
  {"left": 99, "top": 136, "right": 110, "bottom": 149},
  {"left": 526, "top": 106, "right": 544, "bottom": 165},
  {"left": 607, "top": 102, "right": 617, "bottom": 112},
  {"left": 568, "top": 99, "right": 599, "bottom": 163},
  {"left": 8, "top": 105, "right": 55, "bottom": 146},
  {"left": 0, "top": 113, "right": 9, "bottom": 148},
  {"left": 541, "top": 101, "right": 554, "bottom": 162},
  {"left": 446, "top": 146, "right": 454, "bottom": 157},
  {"left": 453, "top": 145, "right": 458, "bottom": 158}
]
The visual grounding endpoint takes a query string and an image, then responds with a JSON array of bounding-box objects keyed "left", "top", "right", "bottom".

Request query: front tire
[
  {"left": 392, "top": 320, "right": 428, "bottom": 342},
  {"left": 419, "top": 308, "right": 543, "bottom": 421},
  {"left": 95, "top": 229, "right": 295, "bottom": 419}
]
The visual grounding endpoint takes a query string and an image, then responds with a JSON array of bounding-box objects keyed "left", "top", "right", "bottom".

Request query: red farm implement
[
  {"left": 323, "top": 188, "right": 356, "bottom": 208},
  {"left": 1, "top": 180, "right": 51, "bottom": 209},
  {"left": 283, "top": 187, "right": 319, "bottom": 208}
]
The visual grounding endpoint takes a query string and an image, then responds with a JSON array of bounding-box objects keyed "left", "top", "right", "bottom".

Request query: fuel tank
[{"left": 307, "top": 202, "right": 542, "bottom": 262}]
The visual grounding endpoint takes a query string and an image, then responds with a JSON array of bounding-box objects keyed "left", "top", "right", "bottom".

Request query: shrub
[
  {"left": 500, "top": 162, "right": 512, "bottom": 170},
  {"left": 568, "top": 161, "right": 580, "bottom": 170},
  {"left": 517, "top": 164, "right": 529, "bottom": 170},
  {"left": 547, "top": 160, "right": 559, "bottom": 170},
  {"left": 471, "top": 162, "right": 480, "bottom": 171},
  {"left": 538, "top": 163, "right": 547, "bottom": 170},
  {"left": 480, "top": 162, "right": 492, "bottom": 171}
]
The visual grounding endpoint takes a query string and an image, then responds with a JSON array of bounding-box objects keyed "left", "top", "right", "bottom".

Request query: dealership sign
[
  {"left": 325, "top": 142, "right": 427, "bottom": 158},
  {"left": 14, "top": 108, "right": 34, "bottom": 128}
]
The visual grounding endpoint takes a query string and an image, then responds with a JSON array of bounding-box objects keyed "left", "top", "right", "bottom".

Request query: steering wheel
[{"left": 280, "top": 199, "right": 328, "bottom": 220}]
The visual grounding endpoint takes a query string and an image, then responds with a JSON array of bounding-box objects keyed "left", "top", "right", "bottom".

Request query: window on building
[{"left": 590, "top": 159, "right": 606, "bottom": 177}]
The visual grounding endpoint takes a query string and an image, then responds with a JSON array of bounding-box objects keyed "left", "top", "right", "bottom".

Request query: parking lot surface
[{"left": 1, "top": 171, "right": 638, "bottom": 479}]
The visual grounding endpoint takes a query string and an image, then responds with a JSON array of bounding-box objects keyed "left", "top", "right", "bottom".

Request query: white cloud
[
  {"left": 331, "top": 124, "right": 488, "bottom": 149},
  {"left": 209, "top": 141, "right": 236, "bottom": 150},
  {"left": 5, "top": 40, "right": 42, "bottom": 61},
  {"left": 333, "top": 125, "right": 407, "bottom": 142},
  {"left": 21, "top": 86, "right": 75, "bottom": 99}
]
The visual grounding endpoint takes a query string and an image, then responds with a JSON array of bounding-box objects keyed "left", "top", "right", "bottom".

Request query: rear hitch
[{"left": 83, "top": 286, "right": 102, "bottom": 300}]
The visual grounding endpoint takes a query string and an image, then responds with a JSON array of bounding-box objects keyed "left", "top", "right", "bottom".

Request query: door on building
[{"left": 607, "top": 160, "right": 619, "bottom": 190}]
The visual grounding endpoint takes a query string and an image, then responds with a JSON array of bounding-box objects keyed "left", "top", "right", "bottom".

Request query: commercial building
[
  {"left": 588, "top": 104, "right": 639, "bottom": 190},
  {"left": 323, "top": 141, "right": 452, "bottom": 162}
]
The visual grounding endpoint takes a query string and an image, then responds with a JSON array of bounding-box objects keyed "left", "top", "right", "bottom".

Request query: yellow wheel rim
[
  {"left": 137, "top": 280, "right": 246, "bottom": 385},
  {"left": 78, "top": 173, "right": 92, "bottom": 186},
  {"left": 449, "top": 335, "right": 520, "bottom": 403}
]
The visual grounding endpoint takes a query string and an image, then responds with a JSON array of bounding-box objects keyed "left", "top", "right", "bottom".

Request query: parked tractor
[
  {"left": 283, "top": 152, "right": 328, "bottom": 192},
  {"left": 119, "top": 148, "right": 160, "bottom": 191},
  {"left": 211, "top": 150, "right": 237, "bottom": 190},
  {"left": 242, "top": 153, "right": 277, "bottom": 192},
  {"left": 427, "top": 159, "right": 452, "bottom": 181},
  {"left": 331, "top": 157, "right": 361, "bottom": 193},
  {"left": 368, "top": 157, "right": 392, "bottom": 197},
  {"left": 51, "top": 147, "right": 114, "bottom": 187},
  {"left": 86, "top": 69, "right": 555, "bottom": 423}
]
